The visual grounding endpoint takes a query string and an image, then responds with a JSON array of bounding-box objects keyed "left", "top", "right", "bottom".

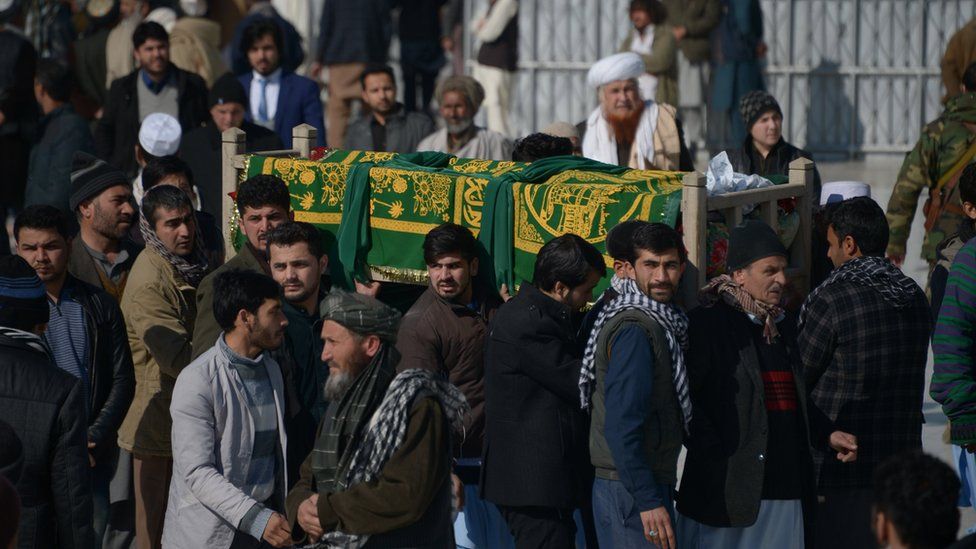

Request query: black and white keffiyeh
[
  {"left": 578, "top": 276, "right": 692, "bottom": 432},
  {"left": 799, "top": 255, "right": 920, "bottom": 328},
  {"left": 138, "top": 214, "right": 209, "bottom": 287},
  {"left": 315, "top": 368, "right": 469, "bottom": 549}
]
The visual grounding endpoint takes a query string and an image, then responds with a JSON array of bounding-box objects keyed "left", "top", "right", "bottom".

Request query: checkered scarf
[
  {"left": 799, "top": 255, "right": 919, "bottom": 329},
  {"left": 310, "top": 346, "right": 397, "bottom": 497},
  {"left": 579, "top": 276, "right": 691, "bottom": 432},
  {"left": 313, "top": 368, "right": 468, "bottom": 548},
  {"left": 138, "top": 215, "right": 209, "bottom": 287}
]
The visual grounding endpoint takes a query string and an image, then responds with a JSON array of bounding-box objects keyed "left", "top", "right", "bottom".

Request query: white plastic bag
[{"left": 705, "top": 151, "right": 774, "bottom": 214}]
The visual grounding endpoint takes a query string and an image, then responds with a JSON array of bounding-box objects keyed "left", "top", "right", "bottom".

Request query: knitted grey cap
[{"left": 69, "top": 152, "right": 130, "bottom": 211}]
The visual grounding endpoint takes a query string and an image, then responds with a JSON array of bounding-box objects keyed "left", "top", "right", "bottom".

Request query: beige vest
[{"left": 628, "top": 102, "right": 681, "bottom": 170}]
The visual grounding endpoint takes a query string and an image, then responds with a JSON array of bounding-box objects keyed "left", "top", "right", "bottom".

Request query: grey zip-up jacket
[{"left": 163, "top": 337, "right": 288, "bottom": 549}]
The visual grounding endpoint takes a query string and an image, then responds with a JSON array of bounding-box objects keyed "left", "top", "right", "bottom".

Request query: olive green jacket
[{"left": 661, "top": 0, "right": 721, "bottom": 63}]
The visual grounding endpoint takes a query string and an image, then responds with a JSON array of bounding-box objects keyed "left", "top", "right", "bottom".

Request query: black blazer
[
  {"left": 95, "top": 67, "right": 208, "bottom": 177},
  {"left": 0, "top": 330, "right": 92, "bottom": 548},
  {"left": 480, "top": 283, "right": 590, "bottom": 509}
]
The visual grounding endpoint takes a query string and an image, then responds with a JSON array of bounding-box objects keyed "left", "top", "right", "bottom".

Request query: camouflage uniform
[{"left": 886, "top": 93, "right": 976, "bottom": 262}]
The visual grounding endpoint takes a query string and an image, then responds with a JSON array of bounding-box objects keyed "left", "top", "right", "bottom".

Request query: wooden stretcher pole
[
  {"left": 222, "top": 127, "right": 246, "bottom": 260},
  {"left": 680, "top": 171, "right": 708, "bottom": 309},
  {"left": 292, "top": 124, "right": 316, "bottom": 159},
  {"left": 789, "top": 157, "right": 815, "bottom": 295}
]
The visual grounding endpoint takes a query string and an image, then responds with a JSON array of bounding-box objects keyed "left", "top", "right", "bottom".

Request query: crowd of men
[
  {"left": 0, "top": 164, "right": 971, "bottom": 549},
  {"left": 4, "top": 0, "right": 976, "bottom": 549}
]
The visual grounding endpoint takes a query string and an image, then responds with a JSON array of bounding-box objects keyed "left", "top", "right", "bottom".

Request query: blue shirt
[
  {"left": 140, "top": 68, "right": 172, "bottom": 94},
  {"left": 604, "top": 324, "right": 666, "bottom": 511},
  {"left": 45, "top": 286, "right": 90, "bottom": 410}
]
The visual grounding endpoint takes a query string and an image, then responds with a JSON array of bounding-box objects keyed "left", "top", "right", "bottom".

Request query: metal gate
[{"left": 463, "top": 0, "right": 975, "bottom": 157}]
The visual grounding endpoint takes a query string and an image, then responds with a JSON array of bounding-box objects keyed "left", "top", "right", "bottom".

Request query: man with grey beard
[
  {"left": 285, "top": 292, "right": 463, "bottom": 546},
  {"left": 417, "top": 75, "right": 513, "bottom": 160}
]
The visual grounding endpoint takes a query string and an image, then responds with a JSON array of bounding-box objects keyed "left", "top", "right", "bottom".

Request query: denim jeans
[{"left": 592, "top": 477, "right": 675, "bottom": 549}]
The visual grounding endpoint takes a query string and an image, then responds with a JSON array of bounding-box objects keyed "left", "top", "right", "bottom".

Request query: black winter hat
[
  {"left": 69, "top": 152, "right": 130, "bottom": 211},
  {"left": 739, "top": 90, "right": 783, "bottom": 131},
  {"left": 0, "top": 255, "right": 48, "bottom": 329},
  {"left": 209, "top": 72, "right": 248, "bottom": 108},
  {"left": 726, "top": 220, "right": 788, "bottom": 271}
]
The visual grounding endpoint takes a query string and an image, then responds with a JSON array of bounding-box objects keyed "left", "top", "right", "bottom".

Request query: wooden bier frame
[
  {"left": 221, "top": 123, "right": 318, "bottom": 258},
  {"left": 679, "top": 158, "right": 815, "bottom": 307},
  {"left": 222, "top": 124, "right": 815, "bottom": 301}
]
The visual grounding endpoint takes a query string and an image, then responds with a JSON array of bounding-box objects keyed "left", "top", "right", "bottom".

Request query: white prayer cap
[
  {"left": 820, "top": 181, "right": 871, "bottom": 206},
  {"left": 587, "top": 52, "right": 646, "bottom": 89},
  {"left": 179, "top": 0, "right": 208, "bottom": 17},
  {"left": 145, "top": 6, "right": 177, "bottom": 32},
  {"left": 139, "top": 113, "right": 182, "bottom": 157},
  {"left": 0, "top": 0, "right": 19, "bottom": 22}
]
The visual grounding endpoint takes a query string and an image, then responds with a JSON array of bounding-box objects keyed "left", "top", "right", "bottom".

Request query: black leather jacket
[{"left": 64, "top": 274, "right": 135, "bottom": 454}]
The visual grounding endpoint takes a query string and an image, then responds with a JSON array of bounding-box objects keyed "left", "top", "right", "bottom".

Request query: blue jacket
[{"left": 239, "top": 71, "right": 326, "bottom": 148}]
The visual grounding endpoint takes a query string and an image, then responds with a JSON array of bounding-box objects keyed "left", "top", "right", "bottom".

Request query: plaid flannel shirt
[{"left": 798, "top": 281, "right": 930, "bottom": 490}]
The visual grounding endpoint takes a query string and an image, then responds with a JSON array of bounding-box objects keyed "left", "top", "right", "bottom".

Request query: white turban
[{"left": 587, "top": 52, "right": 646, "bottom": 89}]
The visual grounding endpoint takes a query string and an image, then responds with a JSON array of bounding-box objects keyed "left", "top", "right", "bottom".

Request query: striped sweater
[{"left": 933, "top": 237, "right": 976, "bottom": 444}]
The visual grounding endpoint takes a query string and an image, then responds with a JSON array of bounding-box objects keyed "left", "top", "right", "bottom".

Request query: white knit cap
[
  {"left": 145, "top": 6, "right": 177, "bottom": 32},
  {"left": 587, "top": 52, "right": 646, "bottom": 89},
  {"left": 179, "top": 0, "right": 207, "bottom": 17},
  {"left": 820, "top": 181, "right": 871, "bottom": 206},
  {"left": 139, "top": 113, "right": 182, "bottom": 157}
]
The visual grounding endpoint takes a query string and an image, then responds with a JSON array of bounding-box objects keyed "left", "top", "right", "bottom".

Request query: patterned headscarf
[
  {"left": 138, "top": 213, "right": 209, "bottom": 287},
  {"left": 319, "top": 291, "right": 401, "bottom": 343}
]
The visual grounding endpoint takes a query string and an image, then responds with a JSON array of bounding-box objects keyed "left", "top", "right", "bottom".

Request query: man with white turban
[
  {"left": 579, "top": 52, "right": 692, "bottom": 171},
  {"left": 418, "top": 75, "right": 513, "bottom": 161}
]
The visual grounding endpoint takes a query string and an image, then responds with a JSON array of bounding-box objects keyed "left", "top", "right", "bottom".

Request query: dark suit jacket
[
  {"left": 95, "top": 67, "right": 208, "bottom": 177},
  {"left": 239, "top": 71, "right": 326, "bottom": 148},
  {"left": 480, "top": 283, "right": 590, "bottom": 509},
  {"left": 0, "top": 329, "right": 92, "bottom": 549},
  {"left": 179, "top": 121, "right": 282, "bottom": 219}
]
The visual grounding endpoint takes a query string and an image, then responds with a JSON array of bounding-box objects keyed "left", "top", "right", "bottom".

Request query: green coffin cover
[{"left": 240, "top": 149, "right": 684, "bottom": 294}]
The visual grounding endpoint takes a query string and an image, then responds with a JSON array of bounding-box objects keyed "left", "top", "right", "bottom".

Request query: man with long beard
[
  {"left": 285, "top": 292, "right": 467, "bottom": 546},
  {"left": 579, "top": 52, "right": 692, "bottom": 171},
  {"left": 417, "top": 75, "right": 513, "bottom": 161}
]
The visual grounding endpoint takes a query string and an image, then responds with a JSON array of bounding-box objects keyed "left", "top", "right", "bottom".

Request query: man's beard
[
  {"left": 93, "top": 203, "right": 132, "bottom": 240},
  {"left": 606, "top": 102, "right": 645, "bottom": 144},
  {"left": 447, "top": 117, "right": 474, "bottom": 135},
  {"left": 323, "top": 370, "right": 353, "bottom": 402}
]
